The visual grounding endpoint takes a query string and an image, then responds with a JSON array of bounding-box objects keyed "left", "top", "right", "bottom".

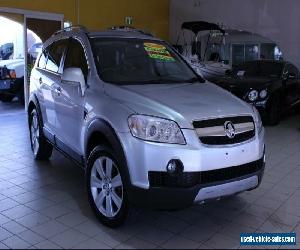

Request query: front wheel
[
  {"left": 86, "top": 146, "right": 129, "bottom": 228},
  {"left": 29, "top": 109, "right": 53, "bottom": 160},
  {"left": 266, "top": 94, "right": 281, "bottom": 126}
]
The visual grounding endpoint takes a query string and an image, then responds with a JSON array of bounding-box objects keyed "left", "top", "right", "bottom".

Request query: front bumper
[
  {"left": 0, "top": 78, "right": 22, "bottom": 95},
  {"left": 119, "top": 119, "right": 265, "bottom": 209},
  {"left": 119, "top": 126, "right": 265, "bottom": 189},
  {"left": 247, "top": 100, "right": 268, "bottom": 118},
  {"left": 128, "top": 156, "right": 265, "bottom": 209}
]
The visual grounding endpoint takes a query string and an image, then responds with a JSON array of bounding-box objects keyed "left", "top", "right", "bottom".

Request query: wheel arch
[
  {"left": 27, "top": 94, "right": 43, "bottom": 128},
  {"left": 84, "top": 118, "right": 131, "bottom": 185}
]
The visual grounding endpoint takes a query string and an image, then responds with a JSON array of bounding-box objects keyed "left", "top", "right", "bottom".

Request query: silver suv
[{"left": 28, "top": 26, "right": 265, "bottom": 227}]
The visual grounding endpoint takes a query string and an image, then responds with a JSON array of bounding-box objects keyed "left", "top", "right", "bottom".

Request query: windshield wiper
[{"left": 117, "top": 77, "right": 201, "bottom": 85}]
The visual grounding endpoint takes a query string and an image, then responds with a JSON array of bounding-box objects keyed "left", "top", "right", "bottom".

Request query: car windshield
[
  {"left": 234, "top": 61, "right": 283, "bottom": 78},
  {"left": 91, "top": 38, "right": 203, "bottom": 84}
]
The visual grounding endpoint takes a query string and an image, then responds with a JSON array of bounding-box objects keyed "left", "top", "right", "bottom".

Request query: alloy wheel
[
  {"left": 30, "top": 112, "right": 40, "bottom": 156},
  {"left": 90, "top": 156, "right": 123, "bottom": 218}
]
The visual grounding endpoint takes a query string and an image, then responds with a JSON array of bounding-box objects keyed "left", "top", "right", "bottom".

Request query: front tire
[
  {"left": 18, "top": 86, "right": 25, "bottom": 105},
  {"left": 266, "top": 94, "right": 281, "bottom": 126},
  {"left": 86, "top": 146, "right": 129, "bottom": 228},
  {"left": 29, "top": 109, "right": 53, "bottom": 160}
]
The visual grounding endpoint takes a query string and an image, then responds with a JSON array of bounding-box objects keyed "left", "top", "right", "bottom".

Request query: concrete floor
[{"left": 0, "top": 101, "right": 299, "bottom": 249}]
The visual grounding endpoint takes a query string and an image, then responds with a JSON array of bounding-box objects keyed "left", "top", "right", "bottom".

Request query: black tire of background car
[
  {"left": 266, "top": 93, "right": 281, "bottom": 126},
  {"left": 18, "top": 92, "right": 25, "bottom": 105},
  {"left": 296, "top": 104, "right": 300, "bottom": 114},
  {"left": 29, "top": 109, "right": 53, "bottom": 160},
  {"left": 18, "top": 83, "right": 25, "bottom": 105},
  {"left": 86, "top": 145, "right": 129, "bottom": 228},
  {"left": 0, "top": 94, "right": 14, "bottom": 102}
]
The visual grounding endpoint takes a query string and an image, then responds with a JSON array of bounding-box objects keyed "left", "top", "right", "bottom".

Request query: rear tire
[
  {"left": 29, "top": 109, "right": 53, "bottom": 160},
  {"left": 0, "top": 94, "right": 14, "bottom": 102},
  {"left": 86, "top": 145, "right": 129, "bottom": 228}
]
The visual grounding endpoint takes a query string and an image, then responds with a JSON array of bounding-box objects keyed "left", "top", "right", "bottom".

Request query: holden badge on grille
[{"left": 224, "top": 121, "right": 236, "bottom": 139}]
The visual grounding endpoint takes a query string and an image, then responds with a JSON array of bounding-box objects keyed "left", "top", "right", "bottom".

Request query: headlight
[
  {"left": 248, "top": 90, "right": 258, "bottom": 102},
  {"left": 259, "top": 89, "right": 268, "bottom": 99},
  {"left": 128, "top": 115, "right": 186, "bottom": 145},
  {"left": 252, "top": 106, "right": 263, "bottom": 133}
]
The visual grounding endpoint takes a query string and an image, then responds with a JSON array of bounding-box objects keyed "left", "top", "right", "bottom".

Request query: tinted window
[
  {"left": 91, "top": 38, "right": 201, "bottom": 85},
  {"left": 38, "top": 50, "right": 48, "bottom": 68},
  {"left": 258, "top": 61, "right": 283, "bottom": 78},
  {"left": 45, "top": 39, "right": 68, "bottom": 73},
  {"left": 64, "top": 39, "right": 88, "bottom": 79},
  {"left": 234, "top": 61, "right": 258, "bottom": 77}
]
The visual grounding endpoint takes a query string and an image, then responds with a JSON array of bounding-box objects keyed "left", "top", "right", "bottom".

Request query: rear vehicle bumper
[{"left": 128, "top": 155, "right": 265, "bottom": 209}]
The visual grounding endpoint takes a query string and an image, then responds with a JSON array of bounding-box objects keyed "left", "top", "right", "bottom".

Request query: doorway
[{"left": 0, "top": 8, "right": 63, "bottom": 110}]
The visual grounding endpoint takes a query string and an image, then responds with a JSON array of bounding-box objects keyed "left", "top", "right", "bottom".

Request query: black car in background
[{"left": 214, "top": 60, "right": 300, "bottom": 125}]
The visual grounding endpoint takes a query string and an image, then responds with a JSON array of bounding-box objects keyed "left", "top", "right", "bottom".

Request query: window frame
[
  {"left": 37, "top": 38, "right": 69, "bottom": 74},
  {"left": 45, "top": 39, "right": 69, "bottom": 74},
  {"left": 37, "top": 49, "right": 48, "bottom": 69}
]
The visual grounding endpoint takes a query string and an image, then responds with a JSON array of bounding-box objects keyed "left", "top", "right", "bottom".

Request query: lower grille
[
  {"left": 149, "top": 172, "right": 199, "bottom": 188},
  {"left": 149, "top": 157, "right": 264, "bottom": 188}
]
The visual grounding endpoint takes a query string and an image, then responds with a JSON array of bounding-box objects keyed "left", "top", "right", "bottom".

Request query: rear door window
[
  {"left": 45, "top": 39, "right": 68, "bottom": 73},
  {"left": 64, "top": 38, "right": 88, "bottom": 80}
]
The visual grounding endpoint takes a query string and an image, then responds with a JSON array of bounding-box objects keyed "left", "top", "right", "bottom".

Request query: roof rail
[
  {"left": 53, "top": 25, "right": 88, "bottom": 36},
  {"left": 108, "top": 26, "right": 153, "bottom": 37}
]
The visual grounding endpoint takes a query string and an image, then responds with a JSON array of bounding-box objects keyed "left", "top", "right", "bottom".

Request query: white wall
[{"left": 170, "top": 0, "right": 300, "bottom": 68}]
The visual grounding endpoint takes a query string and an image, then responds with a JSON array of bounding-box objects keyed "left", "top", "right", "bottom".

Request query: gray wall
[{"left": 170, "top": 0, "right": 300, "bottom": 68}]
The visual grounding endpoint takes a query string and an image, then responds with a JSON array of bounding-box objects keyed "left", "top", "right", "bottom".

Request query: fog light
[{"left": 166, "top": 160, "right": 183, "bottom": 175}]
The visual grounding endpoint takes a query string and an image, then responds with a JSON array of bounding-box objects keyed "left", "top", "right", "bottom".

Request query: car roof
[
  {"left": 52, "top": 26, "right": 162, "bottom": 40},
  {"left": 45, "top": 27, "right": 164, "bottom": 49},
  {"left": 88, "top": 30, "right": 162, "bottom": 41}
]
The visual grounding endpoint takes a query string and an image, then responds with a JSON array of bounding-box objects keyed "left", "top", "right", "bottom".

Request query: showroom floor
[{"left": 0, "top": 102, "right": 299, "bottom": 249}]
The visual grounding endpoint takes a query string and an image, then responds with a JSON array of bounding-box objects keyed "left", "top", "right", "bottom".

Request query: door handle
[
  {"left": 39, "top": 77, "right": 43, "bottom": 84},
  {"left": 54, "top": 87, "right": 62, "bottom": 95}
]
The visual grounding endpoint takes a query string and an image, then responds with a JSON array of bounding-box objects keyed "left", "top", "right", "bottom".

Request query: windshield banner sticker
[{"left": 144, "top": 43, "right": 175, "bottom": 62}]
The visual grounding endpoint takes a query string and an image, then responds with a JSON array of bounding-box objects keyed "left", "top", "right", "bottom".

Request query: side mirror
[{"left": 62, "top": 67, "right": 86, "bottom": 96}]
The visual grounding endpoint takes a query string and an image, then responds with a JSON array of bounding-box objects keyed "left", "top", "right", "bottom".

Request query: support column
[{"left": 23, "top": 15, "right": 28, "bottom": 110}]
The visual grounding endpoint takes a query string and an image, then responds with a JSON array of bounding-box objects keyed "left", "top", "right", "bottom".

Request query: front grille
[
  {"left": 200, "top": 130, "right": 255, "bottom": 145},
  {"left": 193, "top": 116, "right": 255, "bottom": 145},
  {"left": 149, "top": 157, "right": 264, "bottom": 188},
  {"left": 0, "top": 67, "right": 8, "bottom": 80}
]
